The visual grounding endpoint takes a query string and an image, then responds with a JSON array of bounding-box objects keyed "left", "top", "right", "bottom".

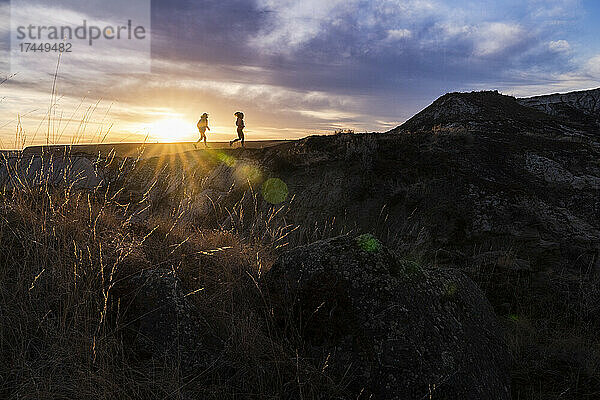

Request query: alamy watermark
[{"left": 6, "top": 0, "right": 151, "bottom": 74}]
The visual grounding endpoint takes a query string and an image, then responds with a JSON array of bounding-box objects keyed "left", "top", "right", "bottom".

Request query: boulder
[
  {"left": 263, "top": 235, "right": 511, "bottom": 399},
  {"left": 112, "top": 269, "right": 220, "bottom": 373}
]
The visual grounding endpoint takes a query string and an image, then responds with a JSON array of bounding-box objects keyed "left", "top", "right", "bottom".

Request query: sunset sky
[{"left": 1, "top": 0, "right": 600, "bottom": 148}]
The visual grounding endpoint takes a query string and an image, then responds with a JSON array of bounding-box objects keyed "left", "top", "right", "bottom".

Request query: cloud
[
  {"left": 249, "top": 0, "right": 347, "bottom": 52},
  {"left": 386, "top": 29, "right": 412, "bottom": 41},
  {"left": 471, "top": 23, "right": 527, "bottom": 57},
  {"left": 148, "top": 0, "right": 584, "bottom": 93},
  {"left": 549, "top": 39, "right": 571, "bottom": 53},
  {"left": 584, "top": 54, "right": 600, "bottom": 78},
  {"left": 528, "top": 0, "right": 581, "bottom": 21}
]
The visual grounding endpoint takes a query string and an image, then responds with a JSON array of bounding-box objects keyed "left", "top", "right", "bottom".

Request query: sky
[{"left": 1, "top": 0, "right": 600, "bottom": 148}]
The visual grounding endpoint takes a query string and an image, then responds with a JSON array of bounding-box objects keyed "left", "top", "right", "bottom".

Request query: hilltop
[{"left": 394, "top": 89, "right": 599, "bottom": 138}]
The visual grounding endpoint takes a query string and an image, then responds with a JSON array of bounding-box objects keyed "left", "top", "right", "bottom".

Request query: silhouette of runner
[
  {"left": 195, "top": 113, "right": 210, "bottom": 148},
  {"left": 229, "top": 112, "right": 245, "bottom": 147}
]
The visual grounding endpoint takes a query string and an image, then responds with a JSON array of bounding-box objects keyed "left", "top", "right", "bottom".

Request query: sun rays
[{"left": 149, "top": 117, "right": 195, "bottom": 142}]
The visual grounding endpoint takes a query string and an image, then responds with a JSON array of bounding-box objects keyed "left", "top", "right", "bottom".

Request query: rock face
[
  {"left": 263, "top": 235, "right": 511, "bottom": 399},
  {"left": 518, "top": 88, "right": 600, "bottom": 127}
]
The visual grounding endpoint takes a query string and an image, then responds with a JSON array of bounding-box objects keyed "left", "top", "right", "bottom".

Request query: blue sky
[{"left": 1, "top": 0, "right": 600, "bottom": 146}]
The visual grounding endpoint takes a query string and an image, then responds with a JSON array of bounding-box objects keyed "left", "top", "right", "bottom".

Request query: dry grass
[{"left": 0, "top": 149, "right": 348, "bottom": 399}]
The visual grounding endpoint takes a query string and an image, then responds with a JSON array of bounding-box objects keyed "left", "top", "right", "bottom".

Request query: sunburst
[{"left": 150, "top": 117, "right": 194, "bottom": 142}]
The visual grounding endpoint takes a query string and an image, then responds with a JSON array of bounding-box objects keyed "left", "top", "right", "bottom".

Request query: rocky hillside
[
  {"left": 243, "top": 91, "right": 600, "bottom": 276},
  {"left": 518, "top": 87, "right": 600, "bottom": 128}
]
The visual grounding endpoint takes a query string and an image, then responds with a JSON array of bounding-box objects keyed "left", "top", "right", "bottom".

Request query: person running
[
  {"left": 195, "top": 113, "right": 210, "bottom": 148},
  {"left": 229, "top": 111, "right": 245, "bottom": 147}
]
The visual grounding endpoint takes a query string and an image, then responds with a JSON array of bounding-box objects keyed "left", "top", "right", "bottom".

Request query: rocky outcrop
[
  {"left": 525, "top": 153, "right": 600, "bottom": 190},
  {"left": 263, "top": 235, "right": 511, "bottom": 399},
  {"left": 517, "top": 88, "right": 600, "bottom": 127}
]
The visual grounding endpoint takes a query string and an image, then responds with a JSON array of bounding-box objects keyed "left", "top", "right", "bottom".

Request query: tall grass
[
  {"left": 3, "top": 58, "right": 328, "bottom": 397},
  {"left": 0, "top": 129, "right": 353, "bottom": 399}
]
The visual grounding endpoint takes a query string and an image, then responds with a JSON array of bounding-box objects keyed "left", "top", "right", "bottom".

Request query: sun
[{"left": 150, "top": 117, "right": 195, "bottom": 142}]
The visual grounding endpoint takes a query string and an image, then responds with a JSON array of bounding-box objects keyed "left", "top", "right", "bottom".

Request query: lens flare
[{"left": 261, "top": 178, "right": 288, "bottom": 205}]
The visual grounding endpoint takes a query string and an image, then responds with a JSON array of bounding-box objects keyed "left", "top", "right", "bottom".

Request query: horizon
[{"left": 2, "top": 0, "right": 600, "bottom": 148}]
